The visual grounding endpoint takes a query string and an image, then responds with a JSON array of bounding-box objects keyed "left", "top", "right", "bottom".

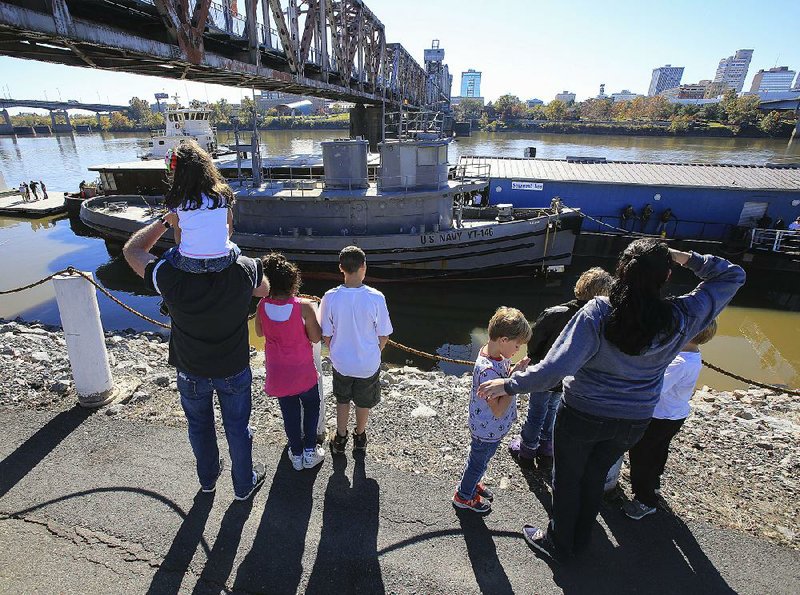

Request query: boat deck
[{"left": 0, "top": 192, "right": 67, "bottom": 217}]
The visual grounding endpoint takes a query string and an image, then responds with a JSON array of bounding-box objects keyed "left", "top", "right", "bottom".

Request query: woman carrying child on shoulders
[
  {"left": 161, "top": 139, "right": 240, "bottom": 274},
  {"left": 255, "top": 253, "right": 326, "bottom": 471}
]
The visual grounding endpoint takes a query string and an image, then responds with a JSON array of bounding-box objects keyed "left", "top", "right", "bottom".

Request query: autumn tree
[
  {"left": 544, "top": 100, "right": 567, "bottom": 121},
  {"left": 759, "top": 111, "right": 784, "bottom": 136},
  {"left": 494, "top": 94, "right": 525, "bottom": 120}
]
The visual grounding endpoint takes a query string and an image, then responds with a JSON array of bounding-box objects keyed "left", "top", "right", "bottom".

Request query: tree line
[{"left": 453, "top": 89, "right": 795, "bottom": 136}]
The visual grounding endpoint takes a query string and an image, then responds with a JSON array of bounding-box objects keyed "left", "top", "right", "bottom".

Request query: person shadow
[
  {"left": 305, "top": 451, "right": 384, "bottom": 594},
  {"left": 230, "top": 449, "right": 322, "bottom": 595},
  {"left": 456, "top": 509, "right": 515, "bottom": 595},
  {"left": 529, "top": 493, "right": 734, "bottom": 594}
]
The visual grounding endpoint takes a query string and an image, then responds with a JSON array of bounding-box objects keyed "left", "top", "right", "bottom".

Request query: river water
[{"left": 1, "top": 130, "right": 799, "bottom": 391}]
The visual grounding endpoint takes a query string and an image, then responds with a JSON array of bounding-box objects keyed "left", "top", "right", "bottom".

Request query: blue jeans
[
  {"left": 164, "top": 244, "right": 241, "bottom": 273},
  {"left": 457, "top": 437, "right": 500, "bottom": 500},
  {"left": 277, "top": 384, "right": 321, "bottom": 456},
  {"left": 176, "top": 366, "right": 255, "bottom": 498},
  {"left": 520, "top": 391, "right": 562, "bottom": 453},
  {"left": 548, "top": 405, "right": 650, "bottom": 557}
]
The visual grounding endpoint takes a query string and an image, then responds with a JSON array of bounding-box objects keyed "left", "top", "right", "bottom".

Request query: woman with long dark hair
[{"left": 478, "top": 239, "right": 745, "bottom": 561}]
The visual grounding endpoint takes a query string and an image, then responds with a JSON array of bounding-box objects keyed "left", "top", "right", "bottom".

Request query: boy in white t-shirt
[
  {"left": 623, "top": 319, "right": 718, "bottom": 520},
  {"left": 161, "top": 140, "right": 241, "bottom": 274},
  {"left": 320, "top": 246, "right": 393, "bottom": 454}
]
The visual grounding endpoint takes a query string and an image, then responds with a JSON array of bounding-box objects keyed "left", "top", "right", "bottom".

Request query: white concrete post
[{"left": 53, "top": 272, "right": 115, "bottom": 407}]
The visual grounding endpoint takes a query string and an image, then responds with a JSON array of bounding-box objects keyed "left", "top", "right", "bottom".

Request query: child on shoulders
[
  {"left": 161, "top": 140, "right": 241, "bottom": 274},
  {"left": 454, "top": 307, "right": 532, "bottom": 514},
  {"left": 320, "top": 246, "right": 393, "bottom": 455},
  {"left": 623, "top": 319, "right": 718, "bottom": 520},
  {"left": 255, "top": 253, "right": 325, "bottom": 471}
]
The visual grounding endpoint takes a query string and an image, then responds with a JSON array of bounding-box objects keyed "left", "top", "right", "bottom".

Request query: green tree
[
  {"left": 669, "top": 113, "right": 693, "bottom": 133},
  {"left": 110, "top": 112, "right": 134, "bottom": 129},
  {"left": 646, "top": 95, "right": 674, "bottom": 121},
  {"left": 128, "top": 97, "right": 153, "bottom": 124},
  {"left": 758, "top": 111, "right": 784, "bottom": 136},
  {"left": 580, "top": 98, "right": 613, "bottom": 121},
  {"left": 210, "top": 98, "right": 232, "bottom": 125},
  {"left": 726, "top": 95, "right": 761, "bottom": 130},
  {"left": 544, "top": 100, "right": 567, "bottom": 121},
  {"left": 238, "top": 96, "right": 257, "bottom": 127},
  {"left": 494, "top": 94, "right": 524, "bottom": 120},
  {"left": 453, "top": 98, "right": 484, "bottom": 121}
]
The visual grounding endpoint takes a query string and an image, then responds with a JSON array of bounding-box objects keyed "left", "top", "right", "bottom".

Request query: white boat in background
[{"left": 141, "top": 107, "right": 231, "bottom": 160}]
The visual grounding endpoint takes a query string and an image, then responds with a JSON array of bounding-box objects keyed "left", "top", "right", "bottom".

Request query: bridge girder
[{"left": 0, "top": 0, "right": 446, "bottom": 109}]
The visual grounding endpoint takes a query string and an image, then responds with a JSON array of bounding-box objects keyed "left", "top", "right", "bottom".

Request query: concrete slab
[{"left": 0, "top": 191, "right": 67, "bottom": 217}]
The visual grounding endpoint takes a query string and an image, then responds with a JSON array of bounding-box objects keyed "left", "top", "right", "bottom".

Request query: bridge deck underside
[{"left": 0, "top": 2, "right": 400, "bottom": 106}]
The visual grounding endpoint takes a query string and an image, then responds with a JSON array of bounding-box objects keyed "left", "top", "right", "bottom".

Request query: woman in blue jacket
[{"left": 478, "top": 239, "right": 746, "bottom": 561}]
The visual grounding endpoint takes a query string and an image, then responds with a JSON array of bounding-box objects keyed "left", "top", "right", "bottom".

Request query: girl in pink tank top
[{"left": 255, "top": 254, "right": 325, "bottom": 471}]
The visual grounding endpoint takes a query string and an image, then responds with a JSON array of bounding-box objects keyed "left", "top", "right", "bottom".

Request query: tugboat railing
[{"left": 749, "top": 228, "right": 800, "bottom": 253}]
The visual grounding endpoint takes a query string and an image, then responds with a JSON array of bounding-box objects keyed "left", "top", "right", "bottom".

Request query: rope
[{"left": 2, "top": 270, "right": 799, "bottom": 394}]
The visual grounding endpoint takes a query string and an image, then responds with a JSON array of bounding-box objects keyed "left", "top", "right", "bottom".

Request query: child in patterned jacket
[{"left": 453, "top": 307, "right": 532, "bottom": 514}]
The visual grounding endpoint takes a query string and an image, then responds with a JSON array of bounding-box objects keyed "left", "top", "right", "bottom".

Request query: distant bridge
[
  {"left": 0, "top": 98, "right": 129, "bottom": 112},
  {"left": 0, "top": 0, "right": 451, "bottom": 110}
]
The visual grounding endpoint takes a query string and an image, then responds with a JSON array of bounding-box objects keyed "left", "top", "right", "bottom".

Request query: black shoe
[
  {"left": 353, "top": 430, "right": 368, "bottom": 451},
  {"left": 330, "top": 430, "right": 348, "bottom": 455},
  {"left": 523, "top": 525, "right": 561, "bottom": 563},
  {"left": 201, "top": 458, "right": 225, "bottom": 493},
  {"left": 234, "top": 463, "right": 266, "bottom": 501}
]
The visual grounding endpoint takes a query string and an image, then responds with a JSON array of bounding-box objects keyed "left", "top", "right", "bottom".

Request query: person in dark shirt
[
  {"left": 639, "top": 204, "right": 653, "bottom": 232},
  {"left": 508, "top": 268, "right": 613, "bottom": 469},
  {"left": 656, "top": 208, "right": 674, "bottom": 236},
  {"left": 620, "top": 205, "right": 635, "bottom": 231},
  {"left": 123, "top": 217, "right": 271, "bottom": 501}
]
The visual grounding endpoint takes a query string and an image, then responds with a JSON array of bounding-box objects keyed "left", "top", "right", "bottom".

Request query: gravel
[{"left": 1, "top": 318, "right": 798, "bottom": 549}]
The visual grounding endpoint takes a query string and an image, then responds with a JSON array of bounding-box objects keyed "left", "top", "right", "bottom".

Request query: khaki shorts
[{"left": 332, "top": 368, "right": 381, "bottom": 409}]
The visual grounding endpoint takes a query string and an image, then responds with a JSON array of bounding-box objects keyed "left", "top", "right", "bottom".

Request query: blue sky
[{"left": 1, "top": 0, "right": 798, "bottom": 112}]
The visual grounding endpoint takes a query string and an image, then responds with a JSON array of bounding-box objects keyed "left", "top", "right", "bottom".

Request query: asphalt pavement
[{"left": 0, "top": 407, "right": 797, "bottom": 594}]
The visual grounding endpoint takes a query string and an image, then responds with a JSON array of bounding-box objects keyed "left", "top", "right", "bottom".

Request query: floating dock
[{"left": 0, "top": 192, "right": 67, "bottom": 217}]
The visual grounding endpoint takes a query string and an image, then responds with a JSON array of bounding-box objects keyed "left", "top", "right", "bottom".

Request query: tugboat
[
  {"left": 81, "top": 138, "right": 581, "bottom": 279},
  {"left": 141, "top": 107, "right": 231, "bottom": 160}
]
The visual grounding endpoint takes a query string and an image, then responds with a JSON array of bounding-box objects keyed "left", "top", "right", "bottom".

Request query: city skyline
[{"left": 0, "top": 0, "right": 798, "bottom": 111}]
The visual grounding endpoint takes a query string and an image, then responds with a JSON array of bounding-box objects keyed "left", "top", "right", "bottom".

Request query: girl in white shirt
[
  {"left": 161, "top": 140, "right": 240, "bottom": 273},
  {"left": 623, "top": 319, "right": 718, "bottom": 520}
]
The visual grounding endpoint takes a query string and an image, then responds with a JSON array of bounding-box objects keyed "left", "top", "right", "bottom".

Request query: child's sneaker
[
  {"left": 303, "top": 445, "right": 325, "bottom": 469},
  {"left": 476, "top": 482, "right": 494, "bottom": 502},
  {"left": 288, "top": 449, "right": 304, "bottom": 471},
  {"left": 536, "top": 439, "right": 554, "bottom": 458},
  {"left": 353, "top": 430, "right": 368, "bottom": 451},
  {"left": 622, "top": 499, "right": 657, "bottom": 520},
  {"left": 330, "top": 430, "right": 348, "bottom": 455},
  {"left": 508, "top": 436, "right": 536, "bottom": 469},
  {"left": 452, "top": 491, "right": 491, "bottom": 514}
]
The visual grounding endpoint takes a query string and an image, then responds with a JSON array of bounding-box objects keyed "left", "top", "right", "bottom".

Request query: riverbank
[
  {"left": 1, "top": 319, "right": 797, "bottom": 550},
  {"left": 472, "top": 120, "right": 796, "bottom": 138}
]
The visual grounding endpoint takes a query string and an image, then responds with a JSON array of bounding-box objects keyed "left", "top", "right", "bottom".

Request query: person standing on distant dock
[
  {"left": 19, "top": 182, "right": 28, "bottom": 202},
  {"left": 39, "top": 180, "right": 48, "bottom": 200},
  {"left": 29, "top": 180, "right": 39, "bottom": 201}
]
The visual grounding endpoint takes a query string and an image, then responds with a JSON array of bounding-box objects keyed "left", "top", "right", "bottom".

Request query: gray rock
[
  {"left": 1, "top": 346, "right": 19, "bottom": 357},
  {"left": 410, "top": 404, "right": 437, "bottom": 418},
  {"left": 131, "top": 391, "right": 151, "bottom": 403},
  {"left": 153, "top": 374, "right": 171, "bottom": 387},
  {"left": 133, "top": 364, "right": 151, "bottom": 375},
  {"left": 107, "top": 335, "right": 123, "bottom": 345},
  {"left": 735, "top": 410, "right": 756, "bottom": 420},
  {"left": 30, "top": 351, "right": 51, "bottom": 363},
  {"left": 49, "top": 381, "right": 71, "bottom": 395},
  {"left": 755, "top": 441, "right": 774, "bottom": 450},
  {"left": 105, "top": 404, "right": 124, "bottom": 416}
]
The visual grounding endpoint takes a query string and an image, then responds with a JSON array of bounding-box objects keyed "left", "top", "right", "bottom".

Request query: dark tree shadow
[
  {"left": 456, "top": 509, "right": 514, "bottom": 595},
  {"left": 191, "top": 499, "right": 254, "bottom": 595},
  {"left": 305, "top": 452, "right": 384, "bottom": 595},
  {"left": 0, "top": 406, "right": 92, "bottom": 499},
  {"left": 231, "top": 450, "right": 321, "bottom": 595},
  {"left": 146, "top": 491, "right": 216, "bottom": 595}
]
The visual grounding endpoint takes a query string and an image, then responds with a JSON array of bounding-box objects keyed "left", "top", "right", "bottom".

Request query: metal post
[{"left": 52, "top": 272, "right": 116, "bottom": 408}]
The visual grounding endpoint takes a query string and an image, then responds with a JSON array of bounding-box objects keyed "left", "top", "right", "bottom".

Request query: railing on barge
[{"left": 749, "top": 228, "right": 800, "bottom": 254}]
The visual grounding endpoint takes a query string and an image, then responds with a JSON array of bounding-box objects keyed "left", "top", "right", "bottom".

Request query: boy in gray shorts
[{"left": 320, "top": 246, "right": 393, "bottom": 453}]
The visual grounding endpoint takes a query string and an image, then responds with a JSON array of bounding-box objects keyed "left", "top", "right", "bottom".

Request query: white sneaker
[
  {"left": 302, "top": 445, "right": 326, "bottom": 469},
  {"left": 288, "top": 449, "right": 304, "bottom": 471}
]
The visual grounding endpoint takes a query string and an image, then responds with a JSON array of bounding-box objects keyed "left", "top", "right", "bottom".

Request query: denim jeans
[
  {"left": 176, "top": 366, "right": 255, "bottom": 498},
  {"left": 164, "top": 244, "right": 241, "bottom": 274},
  {"left": 277, "top": 384, "right": 321, "bottom": 456},
  {"left": 520, "top": 391, "right": 562, "bottom": 452},
  {"left": 457, "top": 436, "right": 500, "bottom": 500},
  {"left": 547, "top": 405, "right": 650, "bottom": 557}
]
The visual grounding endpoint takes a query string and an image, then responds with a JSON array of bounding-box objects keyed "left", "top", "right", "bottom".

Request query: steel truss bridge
[{"left": 0, "top": 0, "right": 450, "bottom": 109}]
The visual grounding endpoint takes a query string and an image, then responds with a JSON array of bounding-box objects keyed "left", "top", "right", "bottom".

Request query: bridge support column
[
  {"left": 0, "top": 109, "right": 12, "bottom": 135},
  {"left": 349, "top": 104, "right": 382, "bottom": 152},
  {"left": 96, "top": 112, "right": 103, "bottom": 127},
  {"left": 1, "top": 109, "right": 10, "bottom": 127},
  {"left": 50, "top": 110, "right": 57, "bottom": 128}
]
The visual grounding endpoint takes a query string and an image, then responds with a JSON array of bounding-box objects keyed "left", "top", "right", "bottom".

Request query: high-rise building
[
  {"left": 648, "top": 65, "right": 684, "bottom": 96},
  {"left": 749, "top": 67, "right": 796, "bottom": 93},
  {"left": 713, "top": 49, "right": 754, "bottom": 93},
  {"left": 554, "top": 91, "right": 576, "bottom": 104},
  {"left": 794, "top": 72, "right": 800, "bottom": 91},
  {"left": 460, "top": 69, "right": 482, "bottom": 98}
]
